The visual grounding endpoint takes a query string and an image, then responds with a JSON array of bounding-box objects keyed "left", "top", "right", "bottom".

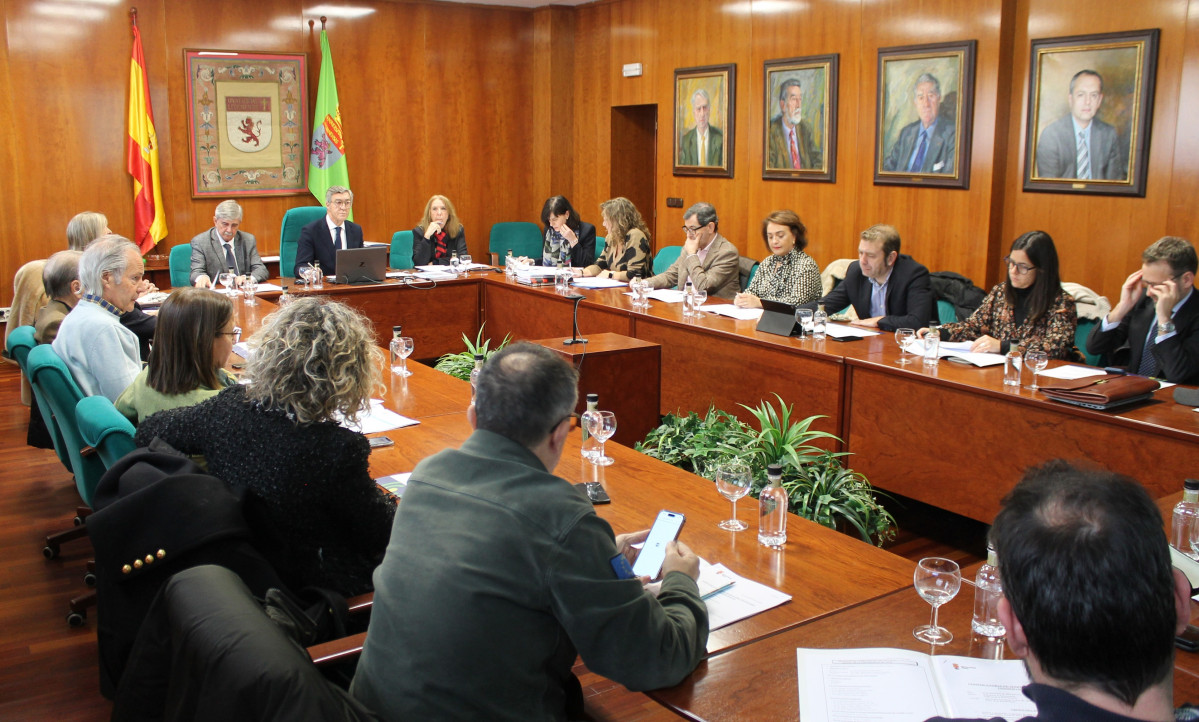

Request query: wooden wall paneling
[
  {"left": 1002, "top": 0, "right": 1190, "bottom": 300},
  {"left": 1166, "top": 0, "right": 1199, "bottom": 242},
  {"left": 982, "top": 0, "right": 1020, "bottom": 288},
  {"left": 854, "top": 0, "right": 1004, "bottom": 288},
  {"left": 567, "top": 2, "right": 608, "bottom": 228},
  {"left": 0, "top": 5, "right": 21, "bottom": 308},
  {"left": 746, "top": 0, "right": 864, "bottom": 269},
  {"left": 532, "top": 6, "right": 576, "bottom": 203}
]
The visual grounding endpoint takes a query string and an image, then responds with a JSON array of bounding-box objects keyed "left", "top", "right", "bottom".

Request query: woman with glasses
[
  {"left": 922, "top": 230, "right": 1077, "bottom": 359},
  {"left": 116, "top": 287, "right": 239, "bottom": 424},
  {"left": 733, "top": 210, "right": 822, "bottom": 308},
  {"left": 135, "top": 298, "right": 394, "bottom": 596},
  {"left": 581, "top": 197, "right": 652, "bottom": 281},
  {"left": 539, "top": 195, "right": 596, "bottom": 268},
  {"left": 412, "top": 194, "right": 467, "bottom": 266}
]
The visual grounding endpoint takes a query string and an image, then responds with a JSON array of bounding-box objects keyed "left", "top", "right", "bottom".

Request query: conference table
[{"left": 261, "top": 271, "right": 1199, "bottom": 525}]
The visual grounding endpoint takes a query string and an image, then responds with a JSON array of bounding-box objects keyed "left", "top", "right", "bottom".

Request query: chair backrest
[
  {"left": 936, "top": 299, "right": 957, "bottom": 324},
  {"left": 737, "top": 256, "right": 758, "bottom": 292},
  {"left": 7, "top": 326, "right": 72, "bottom": 468},
  {"left": 1076, "top": 317, "right": 1101, "bottom": 366},
  {"left": 169, "top": 243, "right": 192, "bottom": 288},
  {"left": 390, "top": 230, "right": 415, "bottom": 270},
  {"left": 279, "top": 206, "right": 327, "bottom": 277},
  {"left": 595, "top": 236, "right": 606, "bottom": 259},
  {"left": 27, "top": 345, "right": 105, "bottom": 506},
  {"left": 488, "top": 222, "right": 542, "bottom": 262},
  {"left": 76, "top": 396, "right": 137, "bottom": 470},
  {"left": 653, "top": 245, "right": 683, "bottom": 275}
]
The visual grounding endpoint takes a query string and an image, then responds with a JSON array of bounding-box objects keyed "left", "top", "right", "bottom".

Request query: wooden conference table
[{"left": 263, "top": 272, "right": 1199, "bottom": 525}]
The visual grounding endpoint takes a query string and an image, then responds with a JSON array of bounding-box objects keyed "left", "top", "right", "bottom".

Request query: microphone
[{"left": 564, "top": 294, "right": 587, "bottom": 346}]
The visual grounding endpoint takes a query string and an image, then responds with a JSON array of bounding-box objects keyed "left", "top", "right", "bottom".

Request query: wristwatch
[{"left": 1158, "top": 321, "right": 1176, "bottom": 335}]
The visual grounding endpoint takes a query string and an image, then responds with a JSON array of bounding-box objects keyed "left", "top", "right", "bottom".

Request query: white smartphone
[{"left": 631, "top": 510, "right": 686, "bottom": 580}]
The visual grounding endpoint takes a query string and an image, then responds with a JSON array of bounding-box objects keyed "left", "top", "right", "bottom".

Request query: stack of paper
[
  {"left": 572, "top": 277, "right": 626, "bottom": 289},
  {"left": 905, "top": 339, "right": 1006, "bottom": 367},
  {"left": 825, "top": 322, "right": 880, "bottom": 339},
  {"left": 703, "top": 304, "right": 764, "bottom": 321},
  {"left": 337, "top": 399, "right": 421, "bottom": 434},
  {"left": 697, "top": 560, "right": 792, "bottom": 630}
]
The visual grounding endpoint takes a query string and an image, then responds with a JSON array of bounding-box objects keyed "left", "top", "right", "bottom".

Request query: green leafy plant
[
  {"left": 434, "top": 324, "right": 511, "bottom": 381},
  {"left": 637, "top": 395, "right": 896, "bottom": 546}
]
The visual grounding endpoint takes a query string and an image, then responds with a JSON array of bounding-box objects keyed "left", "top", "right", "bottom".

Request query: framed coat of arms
[{"left": 184, "top": 50, "right": 309, "bottom": 198}]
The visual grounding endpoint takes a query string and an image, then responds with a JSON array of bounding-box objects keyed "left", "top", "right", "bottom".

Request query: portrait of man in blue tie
[
  {"left": 881, "top": 72, "right": 957, "bottom": 175},
  {"left": 1033, "top": 69, "right": 1127, "bottom": 181}
]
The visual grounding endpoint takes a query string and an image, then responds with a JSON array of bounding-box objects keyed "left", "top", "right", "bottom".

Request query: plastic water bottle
[
  {"left": 469, "top": 353, "right": 484, "bottom": 399},
  {"left": 971, "top": 542, "right": 1005, "bottom": 637},
  {"left": 1171, "top": 479, "right": 1199, "bottom": 559},
  {"left": 923, "top": 324, "right": 941, "bottom": 366},
  {"left": 389, "top": 325, "right": 404, "bottom": 373},
  {"left": 505, "top": 249, "right": 515, "bottom": 278},
  {"left": 1004, "top": 348, "right": 1022, "bottom": 386},
  {"left": 580, "top": 394, "right": 600, "bottom": 461},
  {"left": 683, "top": 280, "right": 695, "bottom": 318},
  {"left": 758, "top": 464, "right": 788, "bottom": 548},
  {"left": 450, "top": 251, "right": 461, "bottom": 275},
  {"left": 812, "top": 304, "right": 827, "bottom": 340}
]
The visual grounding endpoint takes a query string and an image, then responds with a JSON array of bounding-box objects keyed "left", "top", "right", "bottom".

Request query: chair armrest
[
  {"left": 345, "top": 592, "right": 373, "bottom": 614},
  {"left": 489, "top": 252, "right": 499, "bottom": 266},
  {"left": 308, "top": 630, "right": 367, "bottom": 666}
]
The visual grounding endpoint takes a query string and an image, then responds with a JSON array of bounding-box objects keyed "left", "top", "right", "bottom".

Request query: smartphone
[
  {"left": 632, "top": 510, "right": 686, "bottom": 580},
  {"left": 1177, "top": 624, "right": 1199, "bottom": 653},
  {"left": 368, "top": 436, "right": 395, "bottom": 448}
]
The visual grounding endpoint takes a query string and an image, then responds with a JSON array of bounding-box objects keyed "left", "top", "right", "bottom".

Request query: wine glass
[
  {"left": 390, "top": 336, "right": 415, "bottom": 377},
  {"left": 219, "top": 272, "right": 236, "bottom": 297},
  {"left": 584, "top": 410, "right": 617, "bottom": 466},
  {"left": 796, "top": 308, "right": 814, "bottom": 337},
  {"left": 460, "top": 253, "right": 473, "bottom": 276},
  {"left": 715, "top": 460, "right": 752, "bottom": 531},
  {"left": 913, "top": 557, "right": 961, "bottom": 645},
  {"left": 692, "top": 288, "right": 708, "bottom": 315},
  {"left": 1025, "top": 349, "right": 1048, "bottom": 390},
  {"left": 895, "top": 328, "right": 916, "bottom": 365}
]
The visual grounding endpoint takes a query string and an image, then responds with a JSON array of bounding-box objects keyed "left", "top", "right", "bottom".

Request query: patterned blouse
[
  {"left": 940, "top": 283, "right": 1078, "bottom": 359},
  {"left": 744, "top": 248, "right": 822, "bottom": 307},
  {"left": 587, "top": 229, "right": 651, "bottom": 280}
]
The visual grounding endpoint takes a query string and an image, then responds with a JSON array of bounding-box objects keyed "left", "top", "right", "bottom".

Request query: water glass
[
  {"left": 240, "top": 276, "right": 258, "bottom": 305},
  {"left": 715, "top": 460, "right": 752, "bottom": 532},
  {"left": 460, "top": 254, "right": 473, "bottom": 276},
  {"left": 795, "top": 308, "right": 814, "bottom": 337},
  {"left": 584, "top": 410, "right": 617, "bottom": 466},
  {"left": 692, "top": 289, "right": 707, "bottom": 315},
  {"left": 895, "top": 328, "right": 916, "bottom": 364},
  {"left": 390, "top": 336, "right": 414, "bottom": 377},
  {"left": 913, "top": 557, "right": 961, "bottom": 645},
  {"left": 310, "top": 264, "right": 323, "bottom": 289},
  {"left": 922, "top": 330, "right": 940, "bottom": 366},
  {"left": 219, "top": 272, "right": 236, "bottom": 297},
  {"left": 1024, "top": 350, "right": 1048, "bottom": 390}
]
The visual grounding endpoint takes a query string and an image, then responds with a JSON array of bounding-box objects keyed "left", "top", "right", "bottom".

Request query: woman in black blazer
[
  {"left": 412, "top": 194, "right": 467, "bottom": 266},
  {"left": 540, "top": 195, "right": 596, "bottom": 268}
]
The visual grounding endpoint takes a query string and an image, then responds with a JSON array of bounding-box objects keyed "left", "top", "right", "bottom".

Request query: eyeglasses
[
  {"left": 682, "top": 224, "right": 704, "bottom": 236},
  {"left": 1142, "top": 273, "right": 1183, "bottom": 289},
  {"left": 219, "top": 326, "right": 242, "bottom": 343},
  {"left": 330, "top": 200, "right": 353, "bottom": 208},
  {"left": 1003, "top": 256, "right": 1036, "bottom": 274}
]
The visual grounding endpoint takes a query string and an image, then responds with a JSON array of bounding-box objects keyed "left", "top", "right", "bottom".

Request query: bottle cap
[
  {"left": 1186, "top": 479, "right": 1199, "bottom": 491},
  {"left": 586, "top": 393, "right": 598, "bottom": 402},
  {"left": 767, "top": 463, "right": 783, "bottom": 476},
  {"left": 474, "top": 354, "right": 484, "bottom": 361},
  {"left": 392, "top": 325, "right": 402, "bottom": 335}
]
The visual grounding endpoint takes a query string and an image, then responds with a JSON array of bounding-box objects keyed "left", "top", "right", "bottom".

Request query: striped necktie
[{"left": 1076, "top": 130, "right": 1091, "bottom": 179}]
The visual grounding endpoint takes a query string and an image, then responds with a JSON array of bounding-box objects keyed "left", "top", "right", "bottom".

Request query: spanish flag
[{"left": 126, "top": 23, "right": 167, "bottom": 254}]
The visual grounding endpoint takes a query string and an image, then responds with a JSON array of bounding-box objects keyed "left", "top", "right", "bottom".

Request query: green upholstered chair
[
  {"left": 390, "top": 230, "right": 415, "bottom": 270},
  {"left": 652, "top": 246, "right": 683, "bottom": 275},
  {"left": 737, "top": 256, "right": 759, "bottom": 292},
  {"left": 279, "top": 206, "right": 327, "bottom": 278},
  {"left": 76, "top": 396, "right": 137, "bottom": 470},
  {"left": 8, "top": 325, "right": 71, "bottom": 471},
  {"left": 168, "top": 243, "right": 192, "bottom": 288},
  {"left": 594, "top": 236, "right": 606, "bottom": 260},
  {"left": 488, "top": 222, "right": 542, "bottom": 265},
  {"left": 27, "top": 345, "right": 105, "bottom": 511},
  {"left": 936, "top": 299, "right": 957, "bottom": 324},
  {"left": 1076, "top": 318, "right": 1101, "bottom": 366}
]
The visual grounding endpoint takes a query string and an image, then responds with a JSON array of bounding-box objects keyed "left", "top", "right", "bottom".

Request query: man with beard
[{"left": 767, "top": 78, "right": 822, "bottom": 170}]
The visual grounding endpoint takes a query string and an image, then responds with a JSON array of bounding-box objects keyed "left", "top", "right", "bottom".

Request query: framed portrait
[
  {"left": 184, "top": 49, "right": 309, "bottom": 198},
  {"left": 874, "top": 41, "right": 977, "bottom": 189},
  {"left": 762, "top": 54, "right": 839, "bottom": 182},
  {"left": 1022, "top": 29, "right": 1159, "bottom": 197},
  {"left": 673, "top": 64, "right": 736, "bottom": 178}
]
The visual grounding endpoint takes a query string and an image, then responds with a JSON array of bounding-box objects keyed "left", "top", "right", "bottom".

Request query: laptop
[
  {"left": 332, "top": 246, "right": 388, "bottom": 284},
  {"left": 756, "top": 298, "right": 800, "bottom": 337}
]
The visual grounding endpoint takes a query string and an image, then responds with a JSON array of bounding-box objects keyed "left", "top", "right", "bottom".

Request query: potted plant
[{"left": 433, "top": 325, "right": 511, "bottom": 381}]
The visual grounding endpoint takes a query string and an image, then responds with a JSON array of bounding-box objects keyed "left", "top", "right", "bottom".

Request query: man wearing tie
[
  {"left": 677, "top": 89, "right": 724, "bottom": 167},
  {"left": 189, "top": 200, "right": 268, "bottom": 288},
  {"left": 1087, "top": 236, "right": 1199, "bottom": 383},
  {"left": 1034, "top": 69, "right": 1126, "bottom": 180},
  {"left": 882, "top": 73, "right": 956, "bottom": 175},
  {"left": 767, "top": 78, "right": 822, "bottom": 171},
  {"left": 294, "top": 185, "right": 363, "bottom": 277}
]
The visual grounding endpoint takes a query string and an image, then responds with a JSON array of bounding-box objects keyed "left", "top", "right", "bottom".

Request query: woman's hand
[
  {"left": 970, "top": 335, "right": 1001, "bottom": 354},
  {"left": 424, "top": 222, "right": 442, "bottom": 239},
  {"left": 560, "top": 225, "right": 578, "bottom": 246},
  {"left": 733, "top": 292, "right": 762, "bottom": 309},
  {"left": 916, "top": 327, "right": 929, "bottom": 338}
]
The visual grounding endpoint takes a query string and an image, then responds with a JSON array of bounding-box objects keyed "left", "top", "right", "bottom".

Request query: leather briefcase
[{"left": 1039, "top": 374, "right": 1160, "bottom": 410}]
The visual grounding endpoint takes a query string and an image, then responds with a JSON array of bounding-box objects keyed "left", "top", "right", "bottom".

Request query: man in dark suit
[
  {"left": 1087, "top": 236, "right": 1199, "bottom": 383},
  {"left": 799, "top": 224, "right": 933, "bottom": 332},
  {"left": 882, "top": 73, "right": 955, "bottom": 175},
  {"left": 1035, "top": 69, "right": 1126, "bottom": 180},
  {"left": 677, "top": 89, "right": 723, "bottom": 167},
  {"left": 294, "top": 185, "right": 363, "bottom": 277},
  {"left": 189, "top": 200, "right": 268, "bottom": 287}
]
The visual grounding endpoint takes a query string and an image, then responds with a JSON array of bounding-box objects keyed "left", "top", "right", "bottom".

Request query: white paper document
[
  {"left": 906, "top": 340, "right": 1006, "bottom": 367},
  {"left": 337, "top": 399, "right": 420, "bottom": 434},
  {"left": 414, "top": 263, "right": 491, "bottom": 272},
  {"left": 1033, "top": 364, "right": 1107, "bottom": 380},
  {"left": 232, "top": 341, "right": 254, "bottom": 359},
  {"left": 703, "top": 304, "right": 763, "bottom": 320},
  {"left": 796, "top": 647, "right": 1034, "bottom": 722},
  {"left": 646, "top": 289, "right": 687, "bottom": 303},
  {"left": 700, "top": 562, "right": 791, "bottom": 630},
  {"left": 824, "top": 322, "right": 880, "bottom": 339},
  {"left": 253, "top": 282, "right": 284, "bottom": 292},
  {"left": 413, "top": 270, "right": 457, "bottom": 280},
  {"left": 571, "top": 277, "right": 626, "bottom": 289},
  {"left": 375, "top": 472, "right": 411, "bottom": 498}
]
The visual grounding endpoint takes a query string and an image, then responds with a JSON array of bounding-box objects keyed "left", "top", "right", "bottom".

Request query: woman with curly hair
[
  {"left": 581, "top": 197, "right": 653, "bottom": 281},
  {"left": 134, "top": 297, "right": 394, "bottom": 595}
]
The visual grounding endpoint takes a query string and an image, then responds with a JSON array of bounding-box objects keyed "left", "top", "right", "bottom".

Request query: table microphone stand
[{"left": 564, "top": 294, "right": 587, "bottom": 345}]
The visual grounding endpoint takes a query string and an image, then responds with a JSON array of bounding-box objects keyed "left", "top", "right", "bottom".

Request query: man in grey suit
[
  {"left": 189, "top": 200, "right": 268, "bottom": 287},
  {"left": 882, "top": 73, "right": 955, "bottom": 175},
  {"left": 1035, "top": 69, "right": 1126, "bottom": 180},
  {"left": 678, "top": 89, "right": 724, "bottom": 167}
]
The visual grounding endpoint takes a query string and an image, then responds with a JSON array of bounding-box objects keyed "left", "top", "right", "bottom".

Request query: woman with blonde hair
[
  {"left": 581, "top": 197, "right": 652, "bottom": 281},
  {"left": 135, "top": 298, "right": 394, "bottom": 595},
  {"left": 412, "top": 194, "right": 467, "bottom": 266}
]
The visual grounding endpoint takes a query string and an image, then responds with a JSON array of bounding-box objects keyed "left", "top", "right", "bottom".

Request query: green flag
[{"left": 308, "top": 29, "right": 351, "bottom": 219}]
